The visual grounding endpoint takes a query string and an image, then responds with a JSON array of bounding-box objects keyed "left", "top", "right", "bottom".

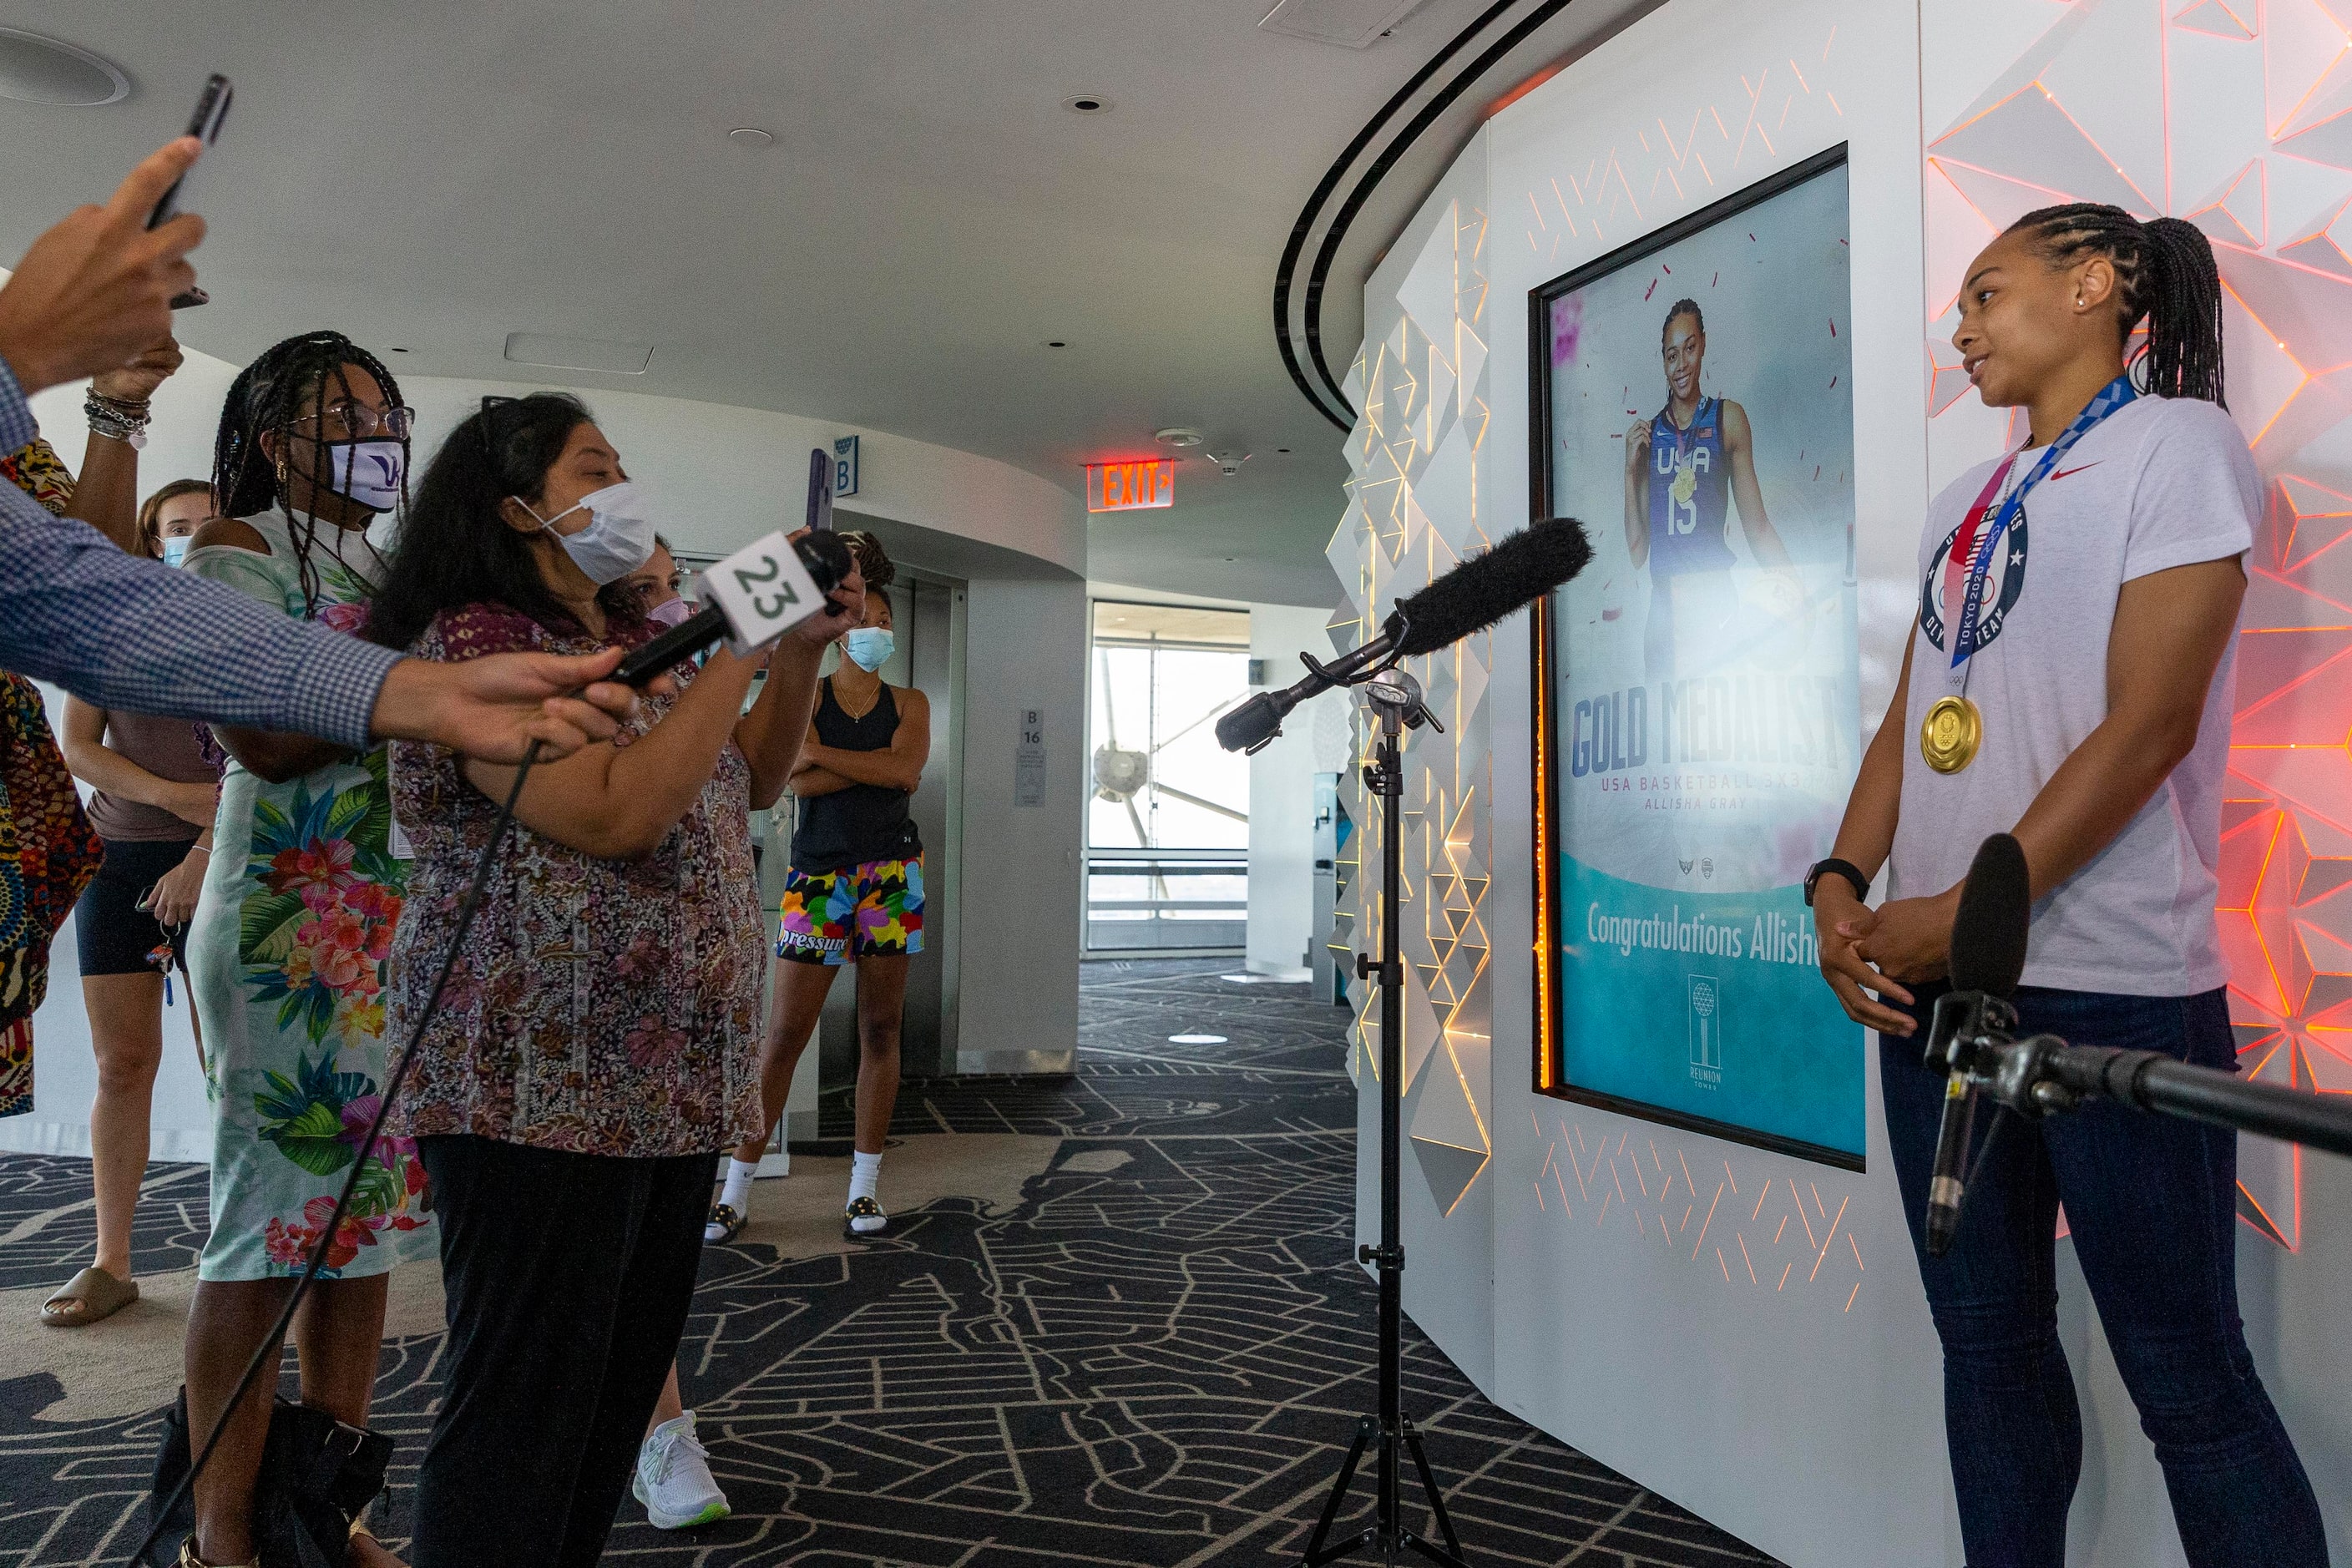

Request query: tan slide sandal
[{"left": 40, "top": 1265, "right": 139, "bottom": 1327}]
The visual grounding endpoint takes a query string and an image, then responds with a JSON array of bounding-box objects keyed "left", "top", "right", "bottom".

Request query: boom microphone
[
  {"left": 614, "top": 529, "right": 855, "bottom": 686},
  {"left": 1216, "top": 516, "right": 1591, "bottom": 752},
  {"left": 1924, "top": 833, "right": 2031, "bottom": 1257}
]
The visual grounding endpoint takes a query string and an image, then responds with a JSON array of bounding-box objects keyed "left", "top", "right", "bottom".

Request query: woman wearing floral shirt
[{"left": 367, "top": 392, "right": 857, "bottom": 1568}]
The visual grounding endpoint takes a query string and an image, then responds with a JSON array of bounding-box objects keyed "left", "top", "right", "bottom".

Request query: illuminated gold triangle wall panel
[{"left": 1332, "top": 193, "right": 1499, "bottom": 1217}]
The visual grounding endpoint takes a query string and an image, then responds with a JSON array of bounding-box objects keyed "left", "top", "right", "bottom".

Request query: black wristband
[{"left": 1804, "top": 857, "right": 1870, "bottom": 908}]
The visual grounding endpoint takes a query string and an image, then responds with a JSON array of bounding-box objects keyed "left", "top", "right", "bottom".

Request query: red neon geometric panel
[{"left": 1929, "top": 0, "right": 2352, "bottom": 1250}]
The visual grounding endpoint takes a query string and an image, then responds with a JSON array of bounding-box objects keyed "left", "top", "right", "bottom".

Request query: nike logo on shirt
[{"left": 2051, "top": 462, "right": 2103, "bottom": 481}]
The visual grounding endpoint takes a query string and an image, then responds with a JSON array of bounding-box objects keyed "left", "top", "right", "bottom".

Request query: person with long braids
[
  {"left": 176, "top": 331, "right": 428, "bottom": 1568},
  {"left": 366, "top": 392, "right": 857, "bottom": 1566},
  {"left": 1812, "top": 206, "right": 2327, "bottom": 1563}
]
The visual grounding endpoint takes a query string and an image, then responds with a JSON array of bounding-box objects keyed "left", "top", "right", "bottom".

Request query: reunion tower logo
[{"left": 1917, "top": 507, "right": 2029, "bottom": 656}]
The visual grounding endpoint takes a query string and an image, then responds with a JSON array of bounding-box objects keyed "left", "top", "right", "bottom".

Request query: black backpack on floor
[{"left": 143, "top": 1386, "right": 391, "bottom": 1568}]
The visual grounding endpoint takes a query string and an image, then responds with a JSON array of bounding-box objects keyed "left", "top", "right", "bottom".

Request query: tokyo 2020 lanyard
[{"left": 1947, "top": 374, "right": 2137, "bottom": 675}]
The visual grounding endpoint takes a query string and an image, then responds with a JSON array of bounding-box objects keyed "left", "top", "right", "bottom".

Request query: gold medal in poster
[{"left": 1920, "top": 695, "right": 1981, "bottom": 774}]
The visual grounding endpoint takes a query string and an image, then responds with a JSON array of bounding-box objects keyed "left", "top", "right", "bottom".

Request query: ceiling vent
[
  {"left": 502, "top": 331, "right": 653, "bottom": 375},
  {"left": 0, "top": 28, "right": 130, "bottom": 104},
  {"left": 1256, "top": 0, "right": 1429, "bottom": 48}
]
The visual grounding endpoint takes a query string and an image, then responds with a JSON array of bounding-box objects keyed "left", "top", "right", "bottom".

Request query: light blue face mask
[
  {"left": 844, "top": 626, "right": 895, "bottom": 672},
  {"left": 161, "top": 536, "right": 191, "bottom": 568}
]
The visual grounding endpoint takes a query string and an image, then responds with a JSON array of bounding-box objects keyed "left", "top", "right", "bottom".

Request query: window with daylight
[{"left": 1085, "top": 601, "right": 1252, "bottom": 953}]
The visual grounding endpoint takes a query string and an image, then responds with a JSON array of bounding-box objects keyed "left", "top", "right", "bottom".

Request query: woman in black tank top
[{"left": 714, "top": 534, "right": 929, "bottom": 1243}]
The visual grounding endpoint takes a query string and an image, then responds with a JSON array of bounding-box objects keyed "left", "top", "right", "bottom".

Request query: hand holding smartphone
[{"left": 149, "top": 73, "right": 232, "bottom": 307}]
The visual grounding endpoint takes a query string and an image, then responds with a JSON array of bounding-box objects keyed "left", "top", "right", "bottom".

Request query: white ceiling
[{"left": 0, "top": 0, "right": 1648, "bottom": 607}]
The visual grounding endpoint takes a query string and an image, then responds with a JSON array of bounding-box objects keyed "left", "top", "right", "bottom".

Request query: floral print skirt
[{"left": 189, "top": 750, "right": 434, "bottom": 1281}]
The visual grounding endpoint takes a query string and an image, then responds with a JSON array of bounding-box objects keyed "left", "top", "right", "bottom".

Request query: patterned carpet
[{"left": 0, "top": 959, "right": 1776, "bottom": 1567}]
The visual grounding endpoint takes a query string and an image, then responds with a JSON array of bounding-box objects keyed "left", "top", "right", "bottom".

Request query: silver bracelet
[{"left": 84, "top": 389, "right": 151, "bottom": 448}]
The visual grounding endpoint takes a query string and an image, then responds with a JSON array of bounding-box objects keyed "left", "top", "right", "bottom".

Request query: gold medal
[{"left": 1920, "top": 695, "right": 1981, "bottom": 774}]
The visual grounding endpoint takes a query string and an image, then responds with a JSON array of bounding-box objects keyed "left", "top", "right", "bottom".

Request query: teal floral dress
[{"left": 184, "top": 511, "right": 432, "bottom": 1281}]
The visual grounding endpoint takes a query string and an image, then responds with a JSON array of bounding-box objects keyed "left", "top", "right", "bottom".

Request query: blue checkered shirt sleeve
[{"left": 0, "top": 357, "right": 397, "bottom": 749}]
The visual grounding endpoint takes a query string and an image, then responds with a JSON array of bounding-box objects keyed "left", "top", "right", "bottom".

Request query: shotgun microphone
[
  {"left": 1215, "top": 517, "right": 1591, "bottom": 753},
  {"left": 1923, "top": 833, "right": 2031, "bottom": 1257}
]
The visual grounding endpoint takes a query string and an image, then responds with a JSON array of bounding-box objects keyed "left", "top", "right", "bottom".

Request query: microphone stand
[
  {"left": 1925, "top": 999, "right": 2352, "bottom": 1262},
  {"left": 1297, "top": 665, "right": 1469, "bottom": 1568},
  {"left": 1975, "top": 1032, "right": 2352, "bottom": 1157}
]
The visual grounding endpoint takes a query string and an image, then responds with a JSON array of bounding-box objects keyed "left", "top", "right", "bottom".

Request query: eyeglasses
[{"left": 290, "top": 402, "right": 416, "bottom": 441}]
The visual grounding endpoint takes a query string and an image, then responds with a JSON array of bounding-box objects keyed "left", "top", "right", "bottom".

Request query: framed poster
[{"left": 1530, "top": 144, "right": 1864, "bottom": 1169}]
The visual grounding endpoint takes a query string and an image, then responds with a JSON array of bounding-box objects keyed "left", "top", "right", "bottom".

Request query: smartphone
[
  {"left": 805, "top": 447, "right": 835, "bottom": 533},
  {"left": 151, "top": 73, "right": 232, "bottom": 306}
]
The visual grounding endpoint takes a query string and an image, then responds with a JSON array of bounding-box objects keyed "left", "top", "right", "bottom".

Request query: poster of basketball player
[{"left": 1534, "top": 147, "right": 1863, "bottom": 1166}]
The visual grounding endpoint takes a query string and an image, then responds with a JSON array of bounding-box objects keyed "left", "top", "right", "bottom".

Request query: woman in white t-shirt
[{"left": 1810, "top": 207, "right": 2326, "bottom": 1565}]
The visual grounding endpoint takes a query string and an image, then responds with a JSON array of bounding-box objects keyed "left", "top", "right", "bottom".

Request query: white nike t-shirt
[{"left": 1886, "top": 394, "right": 2255, "bottom": 995}]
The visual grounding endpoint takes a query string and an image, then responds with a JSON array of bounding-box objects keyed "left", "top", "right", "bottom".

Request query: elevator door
[{"left": 803, "top": 571, "right": 966, "bottom": 1129}]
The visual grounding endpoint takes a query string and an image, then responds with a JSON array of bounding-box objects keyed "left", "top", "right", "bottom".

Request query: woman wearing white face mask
[
  {"left": 173, "top": 332, "right": 425, "bottom": 1568},
  {"left": 713, "top": 534, "right": 928, "bottom": 1247},
  {"left": 362, "top": 392, "right": 861, "bottom": 1566}
]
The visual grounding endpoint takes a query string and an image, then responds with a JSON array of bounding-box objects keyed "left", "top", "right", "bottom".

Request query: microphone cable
[{"left": 134, "top": 740, "right": 544, "bottom": 1566}]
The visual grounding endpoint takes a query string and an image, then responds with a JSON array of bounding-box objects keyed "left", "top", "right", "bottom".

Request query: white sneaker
[{"left": 633, "top": 1410, "right": 731, "bottom": 1530}]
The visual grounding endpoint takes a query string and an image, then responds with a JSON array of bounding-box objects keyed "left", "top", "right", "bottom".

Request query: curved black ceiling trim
[
  {"left": 1275, "top": 0, "right": 1582, "bottom": 429},
  {"left": 1273, "top": 0, "right": 1524, "bottom": 432}
]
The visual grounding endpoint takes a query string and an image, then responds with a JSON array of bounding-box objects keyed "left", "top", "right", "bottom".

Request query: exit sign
[{"left": 1086, "top": 458, "right": 1175, "bottom": 513}]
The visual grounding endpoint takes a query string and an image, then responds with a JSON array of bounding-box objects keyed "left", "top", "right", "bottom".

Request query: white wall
[
  {"left": 6, "top": 342, "right": 1089, "bottom": 1153},
  {"left": 955, "top": 575, "right": 1086, "bottom": 1072},
  {"left": 1346, "top": 0, "right": 1955, "bottom": 1561},
  {"left": 1245, "top": 604, "right": 1341, "bottom": 979}
]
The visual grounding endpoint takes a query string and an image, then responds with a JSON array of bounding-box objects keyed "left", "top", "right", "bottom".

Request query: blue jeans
[{"left": 1881, "top": 985, "right": 2326, "bottom": 1567}]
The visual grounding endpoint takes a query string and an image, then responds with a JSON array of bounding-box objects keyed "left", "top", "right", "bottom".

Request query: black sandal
[
  {"left": 705, "top": 1203, "right": 745, "bottom": 1244},
  {"left": 842, "top": 1196, "right": 890, "bottom": 1239}
]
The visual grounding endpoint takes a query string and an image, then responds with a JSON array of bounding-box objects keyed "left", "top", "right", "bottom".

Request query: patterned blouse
[{"left": 383, "top": 604, "right": 764, "bottom": 1157}]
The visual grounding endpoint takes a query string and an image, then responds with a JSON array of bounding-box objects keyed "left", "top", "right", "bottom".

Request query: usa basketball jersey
[
  {"left": 1646, "top": 396, "right": 1732, "bottom": 577},
  {"left": 1644, "top": 395, "right": 1735, "bottom": 680}
]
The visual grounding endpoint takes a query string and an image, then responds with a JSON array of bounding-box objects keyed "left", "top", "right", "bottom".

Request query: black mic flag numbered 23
[
  {"left": 1215, "top": 516, "right": 1592, "bottom": 753},
  {"left": 1924, "top": 832, "right": 2032, "bottom": 1257}
]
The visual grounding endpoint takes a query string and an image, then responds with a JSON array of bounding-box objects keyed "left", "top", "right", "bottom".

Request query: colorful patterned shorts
[{"left": 776, "top": 856, "right": 924, "bottom": 966}]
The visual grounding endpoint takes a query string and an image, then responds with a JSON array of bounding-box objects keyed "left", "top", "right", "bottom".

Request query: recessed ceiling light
[
  {"left": 1277, "top": 447, "right": 1292, "bottom": 453},
  {"left": 728, "top": 126, "right": 775, "bottom": 147},
  {"left": 1156, "top": 427, "right": 1204, "bottom": 448},
  {"left": 0, "top": 28, "right": 130, "bottom": 104},
  {"left": 1063, "top": 94, "right": 1114, "bottom": 114},
  {"left": 1044, "top": 340, "right": 1070, "bottom": 348}
]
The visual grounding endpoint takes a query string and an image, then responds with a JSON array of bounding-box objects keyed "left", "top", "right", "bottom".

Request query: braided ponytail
[{"left": 2006, "top": 204, "right": 2227, "bottom": 407}]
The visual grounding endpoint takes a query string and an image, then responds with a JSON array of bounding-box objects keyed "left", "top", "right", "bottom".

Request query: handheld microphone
[
  {"left": 614, "top": 529, "right": 855, "bottom": 686},
  {"left": 1216, "top": 517, "right": 1591, "bottom": 753},
  {"left": 1924, "top": 832, "right": 2031, "bottom": 1257}
]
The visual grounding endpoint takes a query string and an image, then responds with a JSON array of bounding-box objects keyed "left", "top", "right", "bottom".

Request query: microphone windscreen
[
  {"left": 1390, "top": 518, "right": 1591, "bottom": 656},
  {"left": 1949, "top": 833, "right": 2031, "bottom": 998}
]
